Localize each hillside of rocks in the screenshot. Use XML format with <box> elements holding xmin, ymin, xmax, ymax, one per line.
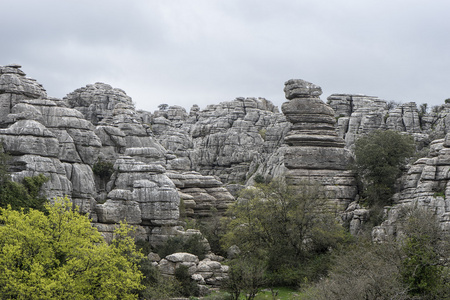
<box><xmin>1</xmin><ymin>64</ymin><xmax>449</xmax><ymax>247</ymax></box>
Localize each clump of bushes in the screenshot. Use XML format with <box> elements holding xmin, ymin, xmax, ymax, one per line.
<box><xmin>92</xmin><ymin>158</ymin><xmax>114</xmax><ymax>179</ymax></box>
<box><xmin>156</xmin><ymin>234</ymin><xmax>208</xmax><ymax>260</ymax></box>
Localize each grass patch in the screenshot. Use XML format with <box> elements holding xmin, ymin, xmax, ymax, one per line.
<box><xmin>203</xmin><ymin>287</ymin><xmax>305</xmax><ymax>300</ymax></box>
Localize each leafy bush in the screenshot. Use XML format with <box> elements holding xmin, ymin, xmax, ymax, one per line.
<box><xmin>175</xmin><ymin>265</ymin><xmax>199</xmax><ymax>297</ymax></box>
<box><xmin>0</xmin><ymin>145</ymin><xmax>48</xmax><ymax>212</ymax></box>
<box><xmin>222</xmin><ymin>179</ymin><xmax>349</xmax><ymax>286</ymax></box>
<box><xmin>139</xmin><ymin>258</ymin><xmax>181</xmax><ymax>299</ymax></box>
<box><xmin>223</xmin><ymin>257</ymin><xmax>266</xmax><ymax>300</ymax></box>
<box><xmin>0</xmin><ymin>174</ymin><xmax>49</xmax><ymax>212</ymax></box>
<box><xmin>0</xmin><ymin>197</ymin><xmax>144</xmax><ymax>299</ymax></box>
<box><xmin>354</xmin><ymin>130</ymin><xmax>415</xmax><ymax>208</ymax></box>
<box><xmin>253</xmin><ymin>173</ymin><xmax>265</xmax><ymax>184</ymax></box>
<box><xmin>302</xmin><ymin>208</ymin><xmax>450</xmax><ymax>299</ymax></box>
<box><xmin>92</xmin><ymin>158</ymin><xmax>114</xmax><ymax>179</ymax></box>
<box><xmin>156</xmin><ymin>234</ymin><xmax>207</xmax><ymax>260</ymax></box>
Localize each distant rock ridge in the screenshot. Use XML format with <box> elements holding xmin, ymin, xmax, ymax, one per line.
<box><xmin>1</xmin><ymin>64</ymin><xmax>449</xmax><ymax>245</ymax></box>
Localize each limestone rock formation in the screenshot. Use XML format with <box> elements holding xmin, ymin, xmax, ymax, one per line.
<box><xmin>327</xmin><ymin>94</ymin><xmax>447</xmax><ymax>149</ymax></box>
<box><xmin>156</xmin><ymin>252</ymin><xmax>229</xmax><ymax>293</ymax></box>
<box><xmin>373</xmin><ymin>135</ymin><xmax>450</xmax><ymax>241</ymax></box>
<box><xmin>3</xmin><ymin>63</ymin><xmax>448</xmax><ymax>251</ymax></box>
<box><xmin>281</xmin><ymin>80</ymin><xmax>357</xmax><ymax>209</ymax></box>
<box><xmin>0</xmin><ymin>64</ymin><xmax>47</xmax><ymax>124</ymax></box>
<box><xmin>64</xmin><ymin>82</ymin><xmax>133</xmax><ymax>126</ymax></box>
<box><xmin>149</xmin><ymin>98</ymin><xmax>290</xmax><ymax>184</ymax></box>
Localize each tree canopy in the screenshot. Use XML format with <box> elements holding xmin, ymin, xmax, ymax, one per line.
<box><xmin>222</xmin><ymin>180</ymin><xmax>349</xmax><ymax>286</ymax></box>
<box><xmin>0</xmin><ymin>197</ymin><xmax>143</xmax><ymax>299</ymax></box>
<box><xmin>354</xmin><ymin>130</ymin><xmax>415</xmax><ymax>207</ymax></box>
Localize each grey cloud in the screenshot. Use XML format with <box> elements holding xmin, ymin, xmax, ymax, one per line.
<box><xmin>1</xmin><ymin>0</ymin><xmax>450</xmax><ymax>112</ymax></box>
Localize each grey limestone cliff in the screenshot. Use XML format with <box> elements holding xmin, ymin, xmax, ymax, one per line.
<box><xmin>281</xmin><ymin>79</ymin><xmax>357</xmax><ymax>209</ymax></box>
<box><xmin>2</xmin><ymin>63</ymin><xmax>448</xmax><ymax>247</ymax></box>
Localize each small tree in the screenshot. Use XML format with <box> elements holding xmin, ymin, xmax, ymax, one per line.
<box><xmin>354</xmin><ymin>130</ymin><xmax>415</xmax><ymax>208</ymax></box>
<box><xmin>222</xmin><ymin>179</ymin><xmax>348</xmax><ymax>286</ymax></box>
<box><xmin>400</xmin><ymin>208</ymin><xmax>450</xmax><ymax>297</ymax></box>
<box><xmin>223</xmin><ymin>257</ymin><xmax>267</xmax><ymax>300</ymax></box>
<box><xmin>158</xmin><ymin>103</ymin><xmax>169</xmax><ymax>111</ymax></box>
<box><xmin>303</xmin><ymin>208</ymin><xmax>450</xmax><ymax>300</ymax></box>
<box><xmin>0</xmin><ymin>197</ymin><xmax>143</xmax><ymax>299</ymax></box>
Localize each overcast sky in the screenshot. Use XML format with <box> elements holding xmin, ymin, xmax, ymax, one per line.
<box><xmin>1</xmin><ymin>0</ymin><xmax>450</xmax><ymax>112</ymax></box>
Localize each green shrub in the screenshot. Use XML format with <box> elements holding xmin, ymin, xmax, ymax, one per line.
<box><xmin>354</xmin><ymin>130</ymin><xmax>415</xmax><ymax>208</ymax></box>
<box><xmin>139</xmin><ymin>258</ymin><xmax>180</xmax><ymax>299</ymax></box>
<box><xmin>92</xmin><ymin>158</ymin><xmax>114</xmax><ymax>179</ymax></box>
<box><xmin>156</xmin><ymin>234</ymin><xmax>207</xmax><ymax>260</ymax></box>
<box><xmin>0</xmin><ymin>174</ymin><xmax>49</xmax><ymax>212</ymax></box>
<box><xmin>175</xmin><ymin>265</ymin><xmax>199</xmax><ymax>297</ymax></box>
<box><xmin>253</xmin><ymin>173</ymin><xmax>265</xmax><ymax>184</ymax></box>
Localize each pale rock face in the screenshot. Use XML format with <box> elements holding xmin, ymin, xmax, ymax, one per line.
<box><xmin>149</xmin><ymin>99</ymin><xmax>289</xmax><ymax>184</ymax></box>
<box><xmin>0</xmin><ymin>64</ymin><xmax>47</xmax><ymax>123</ymax></box>
<box><xmin>64</xmin><ymin>82</ymin><xmax>133</xmax><ymax>126</ymax></box>
<box><xmin>97</xmin><ymin>156</ymin><xmax>180</xmax><ymax>226</ymax></box>
<box><xmin>373</xmin><ymin>134</ymin><xmax>450</xmax><ymax>241</ymax></box>
<box><xmin>281</xmin><ymin>79</ymin><xmax>357</xmax><ymax>209</ymax></box>
<box><xmin>157</xmin><ymin>252</ymin><xmax>228</xmax><ymax>292</ymax></box>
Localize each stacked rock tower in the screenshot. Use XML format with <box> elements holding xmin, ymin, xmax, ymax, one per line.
<box><xmin>281</xmin><ymin>79</ymin><xmax>357</xmax><ymax>209</ymax></box>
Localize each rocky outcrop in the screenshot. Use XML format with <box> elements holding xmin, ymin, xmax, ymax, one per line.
<box><xmin>328</xmin><ymin>94</ymin><xmax>450</xmax><ymax>149</ymax></box>
<box><xmin>155</xmin><ymin>252</ymin><xmax>228</xmax><ymax>294</ymax></box>
<box><xmin>373</xmin><ymin>135</ymin><xmax>450</xmax><ymax>241</ymax></box>
<box><xmin>0</xmin><ymin>64</ymin><xmax>47</xmax><ymax>124</ymax></box>
<box><xmin>149</xmin><ymin>98</ymin><xmax>290</xmax><ymax>184</ymax></box>
<box><xmin>2</xmin><ymin>63</ymin><xmax>448</xmax><ymax>249</ymax></box>
<box><xmin>64</xmin><ymin>82</ymin><xmax>133</xmax><ymax>126</ymax></box>
<box><xmin>281</xmin><ymin>80</ymin><xmax>357</xmax><ymax>209</ymax></box>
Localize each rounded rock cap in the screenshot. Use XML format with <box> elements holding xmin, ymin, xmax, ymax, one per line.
<box><xmin>284</xmin><ymin>79</ymin><xmax>322</xmax><ymax>100</ymax></box>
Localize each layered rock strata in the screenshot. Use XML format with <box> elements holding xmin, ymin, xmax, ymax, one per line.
<box><xmin>156</xmin><ymin>252</ymin><xmax>228</xmax><ymax>294</ymax></box>
<box><xmin>148</xmin><ymin>98</ymin><xmax>290</xmax><ymax>184</ymax></box>
<box><xmin>281</xmin><ymin>80</ymin><xmax>357</xmax><ymax>209</ymax></box>
<box><xmin>373</xmin><ymin>135</ymin><xmax>450</xmax><ymax>241</ymax></box>
<box><xmin>328</xmin><ymin>94</ymin><xmax>444</xmax><ymax>148</ymax></box>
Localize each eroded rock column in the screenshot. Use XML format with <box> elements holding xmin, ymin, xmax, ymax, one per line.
<box><xmin>281</xmin><ymin>79</ymin><xmax>357</xmax><ymax>209</ymax></box>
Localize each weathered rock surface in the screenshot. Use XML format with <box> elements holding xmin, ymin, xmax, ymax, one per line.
<box><xmin>157</xmin><ymin>252</ymin><xmax>228</xmax><ymax>293</ymax></box>
<box><xmin>0</xmin><ymin>64</ymin><xmax>47</xmax><ymax>124</ymax></box>
<box><xmin>373</xmin><ymin>135</ymin><xmax>450</xmax><ymax>241</ymax></box>
<box><xmin>2</xmin><ymin>63</ymin><xmax>448</xmax><ymax>251</ymax></box>
<box><xmin>148</xmin><ymin>98</ymin><xmax>290</xmax><ymax>184</ymax></box>
<box><xmin>281</xmin><ymin>80</ymin><xmax>357</xmax><ymax>209</ymax></box>
<box><xmin>328</xmin><ymin>94</ymin><xmax>448</xmax><ymax>149</ymax></box>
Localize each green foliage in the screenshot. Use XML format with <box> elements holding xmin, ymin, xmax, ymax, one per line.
<box><xmin>223</xmin><ymin>257</ymin><xmax>267</xmax><ymax>300</ymax></box>
<box><xmin>400</xmin><ymin>208</ymin><xmax>448</xmax><ymax>297</ymax></box>
<box><xmin>135</xmin><ymin>239</ymin><xmax>153</xmax><ymax>256</ymax></box>
<box><xmin>354</xmin><ymin>130</ymin><xmax>415</xmax><ymax>208</ymax></box>
<box><xmin>222</xmin><ymin>180</ymin><xmax>348</xmax><ymax>286</ymax></box>
<box><xmin>0</xmin><ymin>145</ymin><xmax>49</xmax><ymax>212</ymax></box>
<box><xmin>196</xmin><ymin>208</ymin><xmax>228</xmax><ymax>257</ymax></box>
<box><xmin>92</xmin><ymin>158</ymin><xmax>114</xmax><ymax>180</ymax></box>
<box><xmin>156</xmin><ymin>234</ymin><xmax>207</xmax><ymax>260</ymax></box>
<box><xmin>302</xmin><ymin>241</ymin><xmax>406</xmax><ymax>300</ymax></box>
<box><xmin>302</xmin><ymin>208</ymin><xmax>450</xmax><ymax>299</ymax></box>
<box><xmin>175</xmin><ymin>265</ymin><xmax>200</xmax><ymax>297</ymax></box>
<box><xmin>445</xmin><ymin>98</ymin><xmax>450</xmax><ymax>104</ymax></box>
<box><xmin>258</xmin><ymin>129</ymin><xmax>267</xmax><ymax>141</ymax></box>
<box><xmin>0</xmin><ymin>197</ymin><xmax>144</xmax><ymax>299</ymax></box>
<box><xmin>253</xmin><ymin>173</ymin><xmax>265</xmax><ymax>184</ymax></box>
<box><xmin>139</xmin><ymin>258</ymin><xmax>181</xmax><ymax>299</ymax></box>
<box><xmin>0</xmin><ymin>143</ymin><xmax>10</xmax><ymax>186</ymax></box>
<box><xmin>158</xmin><ymin>103</ymin><xmax>169</xmax><ymax>111</ymax></box>
<box><xmin>0</xmin><ymin>175</ymin><xmax>49</xmax><ymax>212</ymax></box>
